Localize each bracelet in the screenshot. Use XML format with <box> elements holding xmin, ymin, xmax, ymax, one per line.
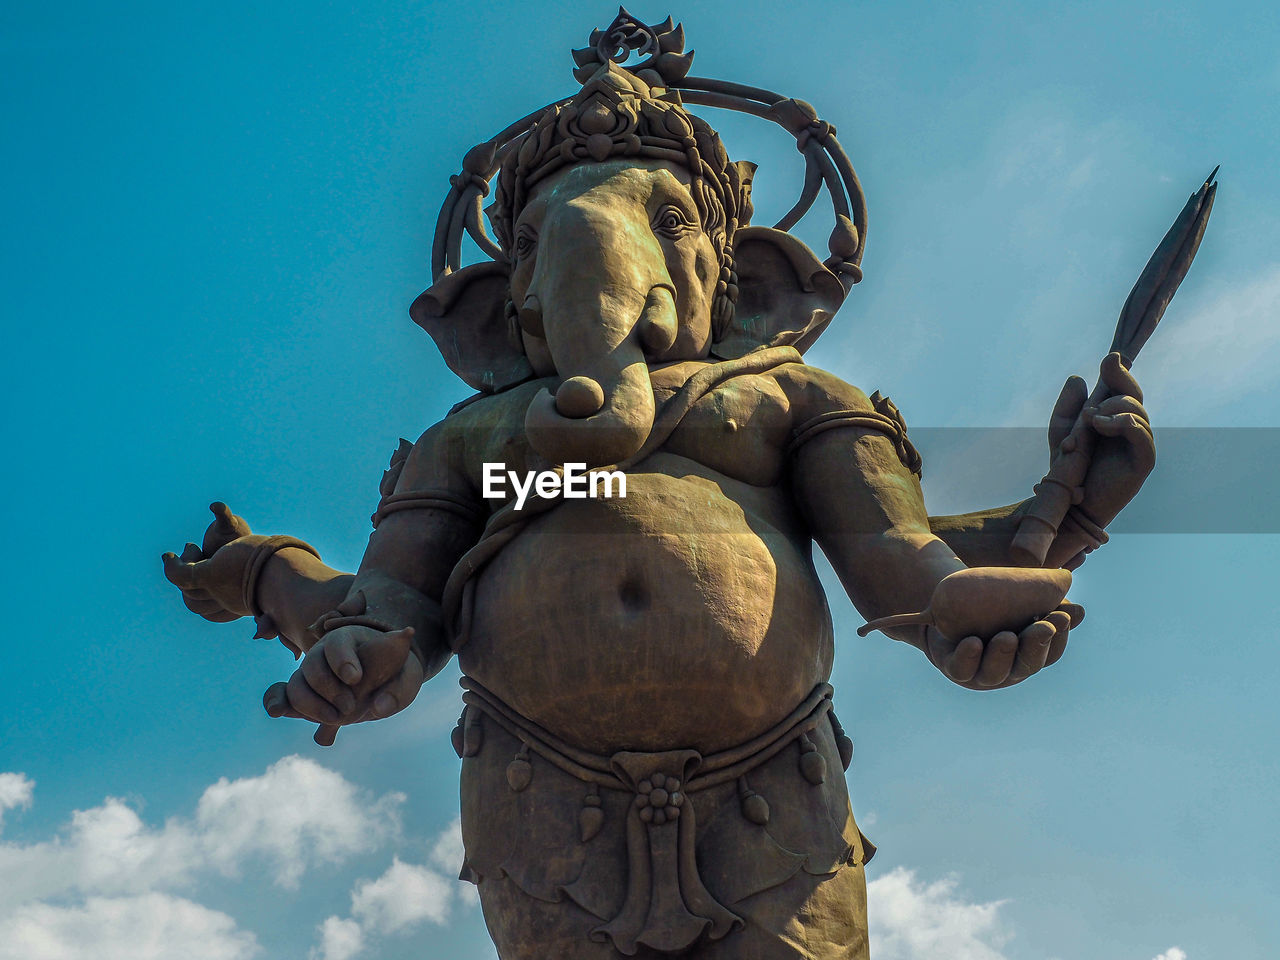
<box><xmin>241</xmin><ymin>536</ymin><xmax>320</xmax><ymax>619</ymax></box>
<box><xmin>307</xmin><ymin>588</ymin><xmax>444</xmax><ymax>643</ymax></box>
<box><xmin>1060</xmin><ymin>506</ymin><xmax>1110</xmax><ymax>552</ymax></box>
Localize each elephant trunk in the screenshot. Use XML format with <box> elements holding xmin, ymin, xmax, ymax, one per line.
<box><xmin>523</xmin><ymin>206</ymin><xmax>678</xmax><ymax>468</ymax></box>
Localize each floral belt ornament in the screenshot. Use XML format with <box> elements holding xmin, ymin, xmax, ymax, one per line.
<box><xmin>596</xmin><ymin>750</ymin><xmax>738</xmax><ymax>953</ymax></box>
<box><xmin>458</xmin><ymin>678</ymin><xmax>851</xmax><ymax>955</ymax></box>
<box><xmin>634</xmin><ymin>772</ymin><xmax>682</xmax><ymax>825</ymax></box>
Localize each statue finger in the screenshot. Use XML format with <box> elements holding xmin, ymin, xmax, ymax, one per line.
<box><xmin>300</xmin><ymin>652</ymin><xmax>356</xmax><ymax>715</ymax></box>
<box><xmin>206</xmin><ymin>501</ymin><xmax>252</xmax><ymax>547</ymax></box>
<box><xmin>162</xmin><ymin>552</ymin><xmax>205</xmax><ymax>590</ymax></box>
<box><xmin>1056</xmin><ymin>601</ymin><xmax>1085</xmax><ymax>629</ymax></box>
<box><xmin>263</xmin><ymin>681</ymin><xmax>304</xmax><ymax>719</ymax></box>
<box><xmin>1044</xmin><ymin>610</ymin><xmax>1073</xmax><ymax>665</ymax></box>
<box><xmin>1049</xmin><ymin>375</ymin><xmax>1088</xmax><ymax>451</ymax></box>
<box><xmin>179</xmin><ymin>542</ymin><xmax>204</xmax><ymax>563</ymax></box>
<box><xmin>313</xmin><ymin>724</ymin><xmax>340</xmax><ymax>747</ymax></box>
<box><xmin>286</xmin><ymin>671</ymin><xmax>342</xmax><ymax>724</ymax></box>
<box><xmin>370</xmin><ymin>655</ymin><xmax>425</xmax><ymax>719</ymax></box>
<box><xmin>1011</xmin><ymin>620</ymin><xmax>1055</xmax><ymax>680</ymax></box>
<box><xmin>1090</xmin><ymin>413</ymin><xmax>1155</xmax><ymax>465</ymax></box>
<box><xmin>1095</xmin><ymin>394</ymin><xmax>1150</xmax><ymax>425</ymax></box>
<box><xmin>940</xmin><ymin>635</ymin><xmax>983</xmax><ymax>684</ymax></box>
<box><xmin>923</xmin><ymin>625</ymin><xmax>958</xmax><ymax>663</ymax></box>
<box><xmin>356</xmin><ymin>627</ymin><xmax>415</xmax><ymax>690</ymax></box>
<box><xmin>180</xmin><ymin>590</ymin><xmax>219</xmax><ymax>612</ymax></box>
<box><xmin>1099</xmin><ymin>352</ymin><xmax>1144</xmax><ymax>403</ymax></box>
<box><xmin>323</xmin><ymin>630</ymin><xmax>363</xmax><ymax>686</ymax></box>
<box><xmin>974</xmin><ymin>631</ymin><xmax>1019</xmax><ymax>687</ymax></box>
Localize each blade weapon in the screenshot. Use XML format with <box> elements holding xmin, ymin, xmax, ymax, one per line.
<box><xmin>1009</xmin><ymin>167</ymin><xmax>1219</xmax><ymax>567</ymax></box>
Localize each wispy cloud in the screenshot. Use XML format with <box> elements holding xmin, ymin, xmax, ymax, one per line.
<box><xmin>991</xmin><ymin>110</ymin><xmax>1112</xmax><ymax>196</ymax></box>
<box><xmin>310</xmin><ymin>818</ymin><xmax>470</xmax><ymax>960</ymax></box>
<box><xmin>0</xmin><ymin>773</ymin><xmax>33</xmax><ymax>832</ymax></box>
<box><xmin>1152</xmin><ymin>949</ymin><xmax>1188</xmax><ymax>960</ymax></box>
<box><xmin>868</xmin><ymin>867</ymin><xmax>1012</xmax><ymax>960</ymax></box>
<box><xmin>1138</xmin><ymin>264</ymin><xmax>1280</xmax><ymax>425</ymax></box>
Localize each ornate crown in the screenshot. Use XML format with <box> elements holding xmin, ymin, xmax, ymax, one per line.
<box><xmin>433</xmin><ymin>9</ymin><xmax>866</xmax><ymax>289</ymax></box>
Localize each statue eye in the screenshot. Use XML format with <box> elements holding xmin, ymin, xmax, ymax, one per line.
<box><xmin>514</xmin><ymin>229</ymin><xmax>537</xmax><ymax>260</ymax></box>
<box><xmin>653</xmin><ymin>205</ymin><xmax>694</xmax><ymax>238</ymax></box>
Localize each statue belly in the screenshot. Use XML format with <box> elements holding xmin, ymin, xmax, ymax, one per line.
<box><xmin>460</xmin><ymin>473</ymin><xmax>834</xmax><ymax>754</ymax></box>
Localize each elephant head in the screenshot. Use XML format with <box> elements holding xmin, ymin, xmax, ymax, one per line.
<box><xmin>411</xmin><ymin>66</ymin><xmax>848</xmax><ymax>467</ymax></box>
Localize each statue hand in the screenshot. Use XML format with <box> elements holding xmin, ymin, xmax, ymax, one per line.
<box><xmin>1049</xmin><ymin>354</ymin><xmax>1156</xmax><ymax>528</ymax></box>
<box><xmin>261</xmin><ymin>625</ymin><xmax>425</xmax><ymax>746</ymax></box>
<box><xmin>202</xmin><ymin>501</ymin><xmax>253</xmax><ymax>553</ymax></box>
<box><xmin>161</xmin><ymin>504</ymin><xmax>259</xmax><ymax>622</ymax></box>
<box><xmin>926</xmin><ymin>602</ymin><xmax>1084</xmax><ymax>690</ymax></box>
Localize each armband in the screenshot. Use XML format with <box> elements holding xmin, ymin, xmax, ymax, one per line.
<box><xmin>371</xmin><ymin>489</ymin><xmax>485</xmax><ymax>528</ymax></box>
<box><xmin>787</xmin><ymin>391</ymin><xmax>923</xmax><ymax>478</ymax></box>
<box><xmin>371</xmin><ymin>438</ymin><xmax>485</xmax><ymax>529</ymax></box>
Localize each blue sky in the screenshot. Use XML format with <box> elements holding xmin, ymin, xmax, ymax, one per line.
<box><xmin>2</xmin><ymin>2</ymin><xmax>1277</xmax><ymax>958</ymax></box>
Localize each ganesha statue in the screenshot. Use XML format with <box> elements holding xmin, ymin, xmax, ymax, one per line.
<box><xmin>163</xmin><ymin>11</ymin><xmax>1213</xmax><ymax>959</ymax></box>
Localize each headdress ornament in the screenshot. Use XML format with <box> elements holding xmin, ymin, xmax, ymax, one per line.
<box><xmin>432</xmin><ymin>9</ymin><xmax>868</xmax><ymax>294</ymax></box>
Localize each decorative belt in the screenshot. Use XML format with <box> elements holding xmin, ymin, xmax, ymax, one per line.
<box><xmin>457</xmin><ymin>677</ymin><xmax>850</xmax><ymax>956</ymax></box>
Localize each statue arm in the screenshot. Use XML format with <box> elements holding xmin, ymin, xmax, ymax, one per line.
<box><xmin>928</xmin><ymin>501</ymin><xmax>1104</xmax><ymax>570</ymax></box>
<box><xmin>338</xmin><ymin>491</ymin><xmax>483</xmax><ymax>683</ymax></box>
<box><xmin>271</xmin><ymin>419</ymin><xmax>484</xmax><ymax>673</ymax></box>
<box><xmin>791</xmin><ymin>417</ymin><xmax>964</xmax><ymax>648</ymax></box>
<box><xmin>163</xmin><ymin>422</ymin><xmax>484</xmax><ymax>738</ymax></box>
<box><xmin>260</xmin><ymin>421</ymin><xmax>486</xmax><ymax>741</ymax></box>
<box><xmin>778</xmin><ymin>365</ymin><xmax>963</xmax><ymax>641</ymax></box>
<box><xmin>781</xmin><ymin>366</ymin><xmax>1078</xmax><ymax>689</ymax></box>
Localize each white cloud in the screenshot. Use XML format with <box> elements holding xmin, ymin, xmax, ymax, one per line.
<box><xmin>351</xmin><ymin>857</ymin><xmax>454</xmax><ymax>932</ymax></box>
<box><xmin>0</xmin><ymin>758</ymin><xmax>407</xmax><ymax>957</ymax></box>
<box><xmin>0</xmin><ymin>796</ymin><xmax>198</xmax><ymax>909</ymax></box>
<box><xmin>194</xmin><ymin>754</ymin><xmax>405</xmax><ymax>888</ymax></box>
<box><xmin>312</xmin><ymin>916</ymin><xmax>364</xmax><ymax>960</ymax></box>
<box><xmin>1153</xmin><ymin>949</ymin><xmax>1188</xmax><ymax>960</ymax></box>
<box><xmin>429</xmin><ymin>815</ymin><xmax>464</xmax><ymax>875</ymax></box>
<box><xmin>311</xmin><ymin>819</ymin><xmax>466</xmax><ymax>960</ymax></box>
<box><xmin>868</xmin><ymin>867</ymin><xmax>1012</xmax><ymax>960</ymax></box>
<box><xmin>0</xmin><ymin>773</ymin><xmax>34</xmax><ymax>831</ymax></box>
<box><xmin>0</xmin><ymin>893</ymin><xmax>259</xmax><ymax>960</ymax></box>
<box><xmin>0</xmin><ymin>756</ymin><xmax>404</xmax><ymax>912</ymax></box>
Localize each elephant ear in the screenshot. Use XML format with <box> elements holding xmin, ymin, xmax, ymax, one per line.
<box><xmin>711</xmin><ymin>226</ymin><xmax>848</xmax><ymax>360</ymax></box>
<box><xmin>410</xmin><ymin>261</ymin><xmax>533</xmax><ymax>393</ymax></box>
